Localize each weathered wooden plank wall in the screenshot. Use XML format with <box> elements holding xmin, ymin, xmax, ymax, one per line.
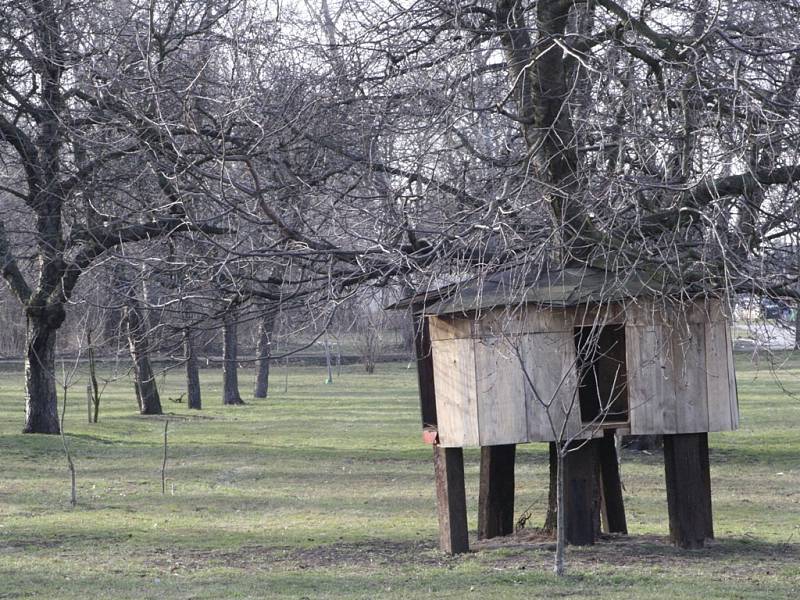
<box><xmin>474</xmin><ymin>336</ymin><xmax>528</xmax><ymax>445</ymax></box>
<box><xmin>428</xmin><ymin>297</ymin><xmax>739</xmax><ymax>447</ymax></box>
<box><xmin>672</xmin><ymin>321</ymin><xmax>710</xmax><ymax>433</ymax></box>
<box><xmin>431</xmin><ymin>336</ymin><xmax>480</xmax><ymax>447</ymax></box>
<box><xmin>522</xmin><ymin>332</ymin><xmax>584</xmax><ymax>442</ymax></box>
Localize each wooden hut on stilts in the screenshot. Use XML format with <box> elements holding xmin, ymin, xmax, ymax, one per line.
<box><xmin>395</xmin><ymin>266</ymin><xmax>739</xmax><ymax>553</ymax></box>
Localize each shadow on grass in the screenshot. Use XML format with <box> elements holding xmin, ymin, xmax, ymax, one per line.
<box><xmin>3</xmin><ymin>534</ymin><xmax>797</xmax><ymax>599</ymax></box>
<box><xmin>477</xmin><ymin>532</ymin><xmax>800</xmax><ymax>570</ymax></box>
<box><xmin>145</xmin><ymin>539</ymin><xmax>445</xmax><ymax>572</ymax></box>
<box><xmin>135</xmin><ymin>533</ymin><xmax>800</xmax><ymax>573</ymax></box>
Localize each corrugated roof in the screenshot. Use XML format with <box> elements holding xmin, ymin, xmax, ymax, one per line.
<box><xmin>391</xmin><ymin>265</ymin><xmax>674</xmax><ymax>315</ymax></box>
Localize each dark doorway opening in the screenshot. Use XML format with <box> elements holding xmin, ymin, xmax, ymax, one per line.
<box><xmin>574</xmin><ymin>325</ymin><xmax>629</xmax><ymax>425</ymax></box>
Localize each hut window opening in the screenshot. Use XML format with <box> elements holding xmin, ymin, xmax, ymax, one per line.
<box><xmin>573</xmin><ymin>325</ymin><xmax>629</xmax><ymax>426</ymax></box>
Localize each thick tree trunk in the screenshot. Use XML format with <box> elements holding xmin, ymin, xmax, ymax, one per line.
<box><xmin>184</xmin><ymin>327</ymin><xmax>201</xmax><ymax>410</ymax></box>
<box><xmin>125</xmin><ymin>299</ymin><xmax>162</xmax><ymax>415</ymax></box>
<box><xmin>253</xmin><ymin>314</ymin><xmax>274</xmax><ymax>398</ymax></box>
<box><xmin>23</xmin><ymin>316</ymin><xmax>60</xmax><ymax>434</ymax></box>
<box><xmin>222</xmin><ymin>312</ymin><xmax>244</xmax><ymax>405</ymax></box>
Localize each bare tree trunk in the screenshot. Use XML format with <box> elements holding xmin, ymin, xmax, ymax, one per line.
<box><xmin>554</xmin><ymin>448</ymin><xmax>566</xmax><ymax>576</ymax></box>
<box><xmin>222</xmin><ymin>312</ymin><xmax>244</xmax><ymax>405</ymax></box>
<box><xmin>544</xmin><ymin>442</ymin><xmax>558</xmax><ymax>532</ymax></box>
<box><xmin>87</xmin><ymin>328</ymin><xmax>100</xmax><ymax>423</ymax></box>
<box><xmin>184</xmin><ymin>327</ymin><xmax>201</xmax><ymax>410</ymax></box>
<box><xmin>324</xmin><ymin>334</ymin><xmax>334</xmax><ymax>384</ymax></box>
<box><xmin>253</xmin><ymin>314</ymin><xmax>274</xmax><ymax>398</ymax></box>
<box><xmin>23</xmin><ymin>315</ymin><xmax>61</xmax><ymax>434</ymax></box>
<box><xmin>125</xmin><ymin>298</ymin><xmax>162</xmax><ymax>415</ymax></box>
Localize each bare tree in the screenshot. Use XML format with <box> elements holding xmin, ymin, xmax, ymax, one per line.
<box><xmin>285</xmin><ymin>0</ymin><xmax>800</xmax><ymax>543</ymax></box>
<box><xmin>184</xmin><ymin>324</ymin><xmax>202</xmax><ymax>410</ymax></box>
<box><xmin>124</xmin><ymin>283</ymin><xmax>162</xmax><ymax>416</ymax></box>
<box><xmin>254</xmin><ymin>311</ymin><xmax>276</xmax><ymax>398</ymax></box>
<box><xmin>0</xmin><ymin>0</ymin><xmax>239</xmax><ymax>432</ymax></box>
<box><xmin>353</xmin><ymin>305</ymin><xmax>389</xmax><ymax>374</ymax></box>
<box><xmin>222</xmin><ymin>306</ymin><xmax>244</xmax><ymax>405</ymax></box>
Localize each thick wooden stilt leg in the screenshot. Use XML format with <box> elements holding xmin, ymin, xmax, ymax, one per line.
<box><xmin>478</xmin><ymin>444</ymin><xmax>516</xmax><ymax>539</ymax></box>
<box><xmin>597</xmin><ymin>431</ymin><xmax>628</xmax><ymax>534</ymax></box>
<box><xmin>414</xmin><ymin>316</ymin><xmax>469</xmax><ymax>553</ymax></box>
<box><xmin>434</xmin><ymin>446</ymin><xmax>469</xmax><ymax>554</ymax></box>
<box><xmin>663</xmin><ymin>432</ymin><xmax>713</xmax><ymax>549</ymax></box>
<box><xmin>563</xmin><ymin>441</ymin><xmax>599</xmax><ymax>546</ymax></box>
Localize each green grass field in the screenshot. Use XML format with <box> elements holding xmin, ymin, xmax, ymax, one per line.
<box><xmin>1</xmin><ymin>356</ymin><xmax>799</xmax><ymax>599</ymax></box>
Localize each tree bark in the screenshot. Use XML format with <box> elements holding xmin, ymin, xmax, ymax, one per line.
<box><xmin>554</xmin><ymin>447</ymin><xmax>566</xmax><ymax>575</ymax></box>
<box><xmin>222</xmin><ymin>311</ymin><xmax>244</xmax><ymax>405</ymax></box>
<box><xmin>23</xmin><ymin>315</ymin><xmax>61</xmax><ymax>434</ymax></box>
<box><xmin>184</xmin><ymin>327</ymin><xmax>202</xmax><ymax>410</ymax></box>
<box><xmin>496</xmin><ymin>0</ymin><xmax>594</xmax><ymax>256</ymax></box>
<box><xmin>125</xmin><ymin>298</ymin><xmax>162</xmax><ymax>415</ymax></box>
<box><xmin>253</xmin><ymin>313</ymin><xmax>274</xmax><ymax>398</ymax></box>
<box><xmin>87</xmin><ymin>327</ymin><xmax>100</xmax><ymax>423</ymax></box>
<box><xmin>544</xmin><ymin>442</ymin><xmax>558</xmax><ymax>532</ymax></box>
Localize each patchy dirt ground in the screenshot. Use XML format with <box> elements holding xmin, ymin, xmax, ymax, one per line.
<box><xmin>144</xmin><ymin>531</ymin><xmax>800</xmax><ymax>582</ymax></box>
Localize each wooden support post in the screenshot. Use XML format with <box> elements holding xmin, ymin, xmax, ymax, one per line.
<box><xmin>478</xmin><ymin>444</ymin><xmax>516</xmax><ymax>539</ymax></box>
<box><xmin>663</xmin><ymin>432</ymin><xmax>713</xmax><ymax>549</ymax></box>
<box><xmin>563</xmin><ymin>441</ymin><xmax>599</xmax><ymax>546</ymax></box>
<box><xmin>413</xmin><ymin>315</ymin><xmax>438</xmax><ymax>428</ymax></box>
<box><xmin>414</xmin><ymin>315</ymin><xmax>468</xmax><ymax>553</ymax></box>
<box><xmin>597</xmin><ymin>431</ymin><xmax>628</xmax><ymax>534</ymax></box>
<box><xmin>434</xmin><ymin>446</ymin><xmax>469</xmax><ymax>554</ymax></box>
